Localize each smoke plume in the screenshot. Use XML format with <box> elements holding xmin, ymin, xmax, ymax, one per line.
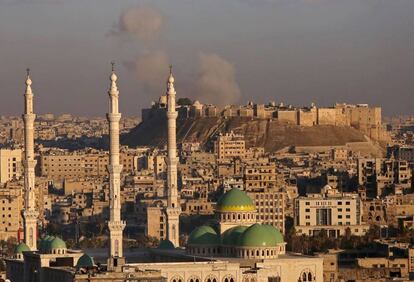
<box><xmin>113</xmin><ymin>6</ymin><xmax>163</xmax><ymax>42</ymax></box>
<box><xmin>194</xmin><ymin>52</ymin><xmax>241</xmax><ymax>105</ymax></box>
<box><xmin>125</xmin><ymin>51</ymin><xmax>170</xmax><ymax>97</ymax></box>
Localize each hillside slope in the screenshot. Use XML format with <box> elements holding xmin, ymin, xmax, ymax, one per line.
<box><xmin>121</xmin><ymin>116</ymin><xmax>381</xmax><ymax>154</ymax></box>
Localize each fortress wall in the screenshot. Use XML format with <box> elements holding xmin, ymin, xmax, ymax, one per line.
<box><xmin>277</xmin><ymin>110</ymin><xmax>297</xmax><ymax>124</ymax></box>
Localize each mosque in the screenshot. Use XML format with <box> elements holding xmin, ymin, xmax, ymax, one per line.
<box><xmin>5</xmin><ymin>66</ymin><xmax>323</xmax><ymax>282</ymax></box>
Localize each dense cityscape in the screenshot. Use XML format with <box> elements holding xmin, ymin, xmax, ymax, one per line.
<box><xmin>2</xmin><ymin>1</ymin><xmax>414</xmax><ymax>282</ymax></box>
<box><xmin>0</xmin><ymin>66</ymin><xmax>413</xmax><ymax>281</ymax></box>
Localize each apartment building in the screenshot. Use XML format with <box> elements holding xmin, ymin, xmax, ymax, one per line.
<box><xmin>247</xmin><ymin>189</ymin><xmax>285</xmax><ymax>234</ymax></box>
<box><xmin>294</xmin><ymin>188</ymin><xmax>368</xmax><ymax>237</ymax></box>
<box><xmin>0</xmin><ymin>148</ymin><xmax>22</xmax><ymax>184</ymax></box>
<box><xmin>214</xmin><ymin>132</ymin><xmax>245</xmax><ymax>160</ymax></box>
<box><xmin>0</xmin><ymin>186</ymin><xmax>23</xmax><ymax>240</ymax></box>
<box><xmin>40</xmin><ymin>149</ymin><xmax>136</xmax><ymax>181</ymax></box>
<box><xmin>244</xmin><ymin>162</ymin><xmax>277</xmax><ymax>191</ymax></box>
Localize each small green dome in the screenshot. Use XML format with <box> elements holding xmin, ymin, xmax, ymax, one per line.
<box><xmin>221</xmin><ymin>225</ymin><xmax>248</xmax><ymax>246</ymax></box>
<box><xmin>158</xmin><ymin>239</ymin><xmax>175</xmax><ymax>249</ymax></box>
<box><xmin>216</xmin><ymin>188</ymin><xmax>255</xmax><ymax>212</ymax></box>
<box><xmin>49</xmin><ymin>237</ymin><xmax>66</xmax><ymax>250</ymax></box>
<box><xmin>39</xmin><ymin>235</ymin><xmax>51</xmax><ymax>251</ymax></box>
<box><xmin>238</xmin><ymin>224</ymin><xmax>281</xmax><ymax>247</ymax></box>
<box><xmin>76</xmin><ymin>254</ymin><xmax>95</xmax><ymax>268</ymax></box>
<box><xmin>263</xmin><ymin>224</ymin><xmax>284</xmax><ymax>244</ymax></box>
<box><xmin>187</xmin><ymin>225</ymin><xmax>219</xmax><ymax>246</ymax></box>
<box><xmin>42</xmin><ymin>236</ymin><xmax>55</xmax><ymax>251</ymax></box>
<box><xmin>15</xmin><ymin>242</ymin><xmax>30</xmax><ymax>254</ymax></box>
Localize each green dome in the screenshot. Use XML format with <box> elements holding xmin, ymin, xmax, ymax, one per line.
<box><xmin>216</xmin><ymin>188</ymin><xmax>255</xmax><ymax>212</ymax></box>
<box><xmin>49</xmin><ymin>237</ymin><xmax>66</xmax><ymax>250</ymax></box>
<box><xmin>39</xmin><ymin>235</ymin><xmax>51</xmax><ymax>251</ymax></box>
<box><xmin>187</xmin><ymin>225</ymin><xmax>219</xmax><ymax>246</ymax></box>
<box><xmin>221</xmin><ymin>225</ymin><xmax>248</xmax><ymax>246</ymax></box>
<box><xmin>76</xmin><ymin>254</ymin><xmax>95</xmax><ymax>268</ymax></box>
<box><xmin>263</xmin><ymin>224</ymin><xmax>284</xmax><ymax>244</ymax></box>
<box><xmin>238</xmin><ymin>224</ymin><xmax>281</xmax><ymax>247</ymax></box>
<box><xmin>158</xmin><ymin>239</ymin><xmax>175</xmax><ymax>249</ymax></box>
<box><xmin>15</xmin><ymin>242</ymin><xmax>30</xmax><ymax>254</ymax></box>
<box><xmin>42</xmin><ymin>236</ymin><xmax>55</xmax><ymax>251</ymax></box>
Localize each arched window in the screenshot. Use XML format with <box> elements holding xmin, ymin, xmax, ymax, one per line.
<box><xmin>171</xmin><ymin>275</ymin><xmax>184</xmax><ymax>282</ymax></box>
<box><xmin>188</xmin><ymin>276</ymin><xmax>201</xmax><ymax>282</ymax></box>
<box><xmin>308</xmin><ymin>273</ymin><xmax>312</xmax><ymax>281</ymax></box>
<box><xmin>29</xmin><ymin>227</ymin><xmax>33</xmax><ymax>247</ymax></box>
<box><xmin>115</xmin><ymin>240</ymin><xmax>119</xmax><ymax>257</ymax></box>
<box><xmin>303</xmin><ymin>273</ymin><xmax>307</xmax><ymax>281</ymax></box>
<box><xmin>223</xmin><ymin>275</ymin><xmax>235</xmax><ymax>282</ymax></box>
<box><xmin>205</xmin><ymin>274</ymin><xmax>218</xmax><ymax>282</ymax></box>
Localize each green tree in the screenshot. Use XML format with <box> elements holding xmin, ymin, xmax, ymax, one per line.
<box><xmin>177</xmin><ymin>98</ymin><xmax>192</xmax><ymax>106</ymax></box>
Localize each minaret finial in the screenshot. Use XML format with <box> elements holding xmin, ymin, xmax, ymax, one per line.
<box><xmin>169</xmin><ymin>64</ymin><xmax>173</xmax><ymax>75</ymax></box>
<box><xmin>26</xmin><ymin>68</ymin><xmax>30</xmax><ymax>78</ymax></box>
<box><xmin>111</xmin><ymin>61</ymin><xmax>115</xmax><ymax>72</ymax></box>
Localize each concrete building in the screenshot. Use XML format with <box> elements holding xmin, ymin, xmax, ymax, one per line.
<box><xmin>244</xmin><ymin>163</ymin><xmax>277</xmax><ymax>191</ymax></box>
<box><xmin>247</xmin><ymin>189</ymin><xmax>285</xmax><ymax>234</ymax></box>
<box><xmin>294</xmin><ymin>186</ymin><xmax>369</xmax><ymax>237</ymax></box>
<box><xmin>0</xmin><ymin>148</ymin><xmax>22</xmax><ymax>184</ymax></box>
<box><xmin>214</xmin><ymin>132</ymin><xmax>246</xmax><ymax>160</ymax></box>
<box><xmin>0</xmin><ymin>186</ymin><xmax>23</xmax><ymax>241</ymax></box>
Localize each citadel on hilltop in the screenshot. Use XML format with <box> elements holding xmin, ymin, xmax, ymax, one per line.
<box><xmin>143</xmin><ymin>98</ymin><xmax>387</xmax><ymax>142</ymax></box>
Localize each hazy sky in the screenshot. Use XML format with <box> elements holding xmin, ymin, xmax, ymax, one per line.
<box><xmin>0</xmin><ymin>0</ymin><xmax>413</xmax><ymax>117</ymax></box>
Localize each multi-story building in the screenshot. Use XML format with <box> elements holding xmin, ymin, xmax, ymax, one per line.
<box><xmin>40</xmin><ymin>148</ymin><xmax>137</xmax><ymax>181</ymax></box>
<box><xmin>244</xmin><ymin>163</ymin><xmax>277</xmax><ymax>191</ymax></box>
<box><xmin>214</xmin><ymin>132</ymin><xmax>245</xmax><ymax>160</ymax></box>
<box><xmin>0</xmin><ymin>186</ymin><xmax>23</xmax><ymax>241</ymax></box>
<box><xmin>294</xmin><ymin>187</ymin><xmax>369</xmax><ymax>237</ymax></box>
<box><xmin>247</xmin><ymin>189</ymin><xmax>285</xmax><ymax>234</ymax></box>
<box><xmin>358</xmin><ymin>158</ymin><xmax>412</xmax><ymax>197</ymax></box>
<box><xmin>0</xmin><ymin>148</ymin><xmax>22</xmax><ymax>184</ymax></box>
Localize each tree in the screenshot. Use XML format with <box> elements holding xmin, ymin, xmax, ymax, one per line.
<box><xmin>177</xmin><ymin>98</ymin><xmax>192</xmax><ymax>106</ymax></box>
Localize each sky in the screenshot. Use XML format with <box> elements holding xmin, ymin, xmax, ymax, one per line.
<box><xmin>0</xmin><ymin>0</ymin><xmax>413</xmax><ymax>117</ymax></box>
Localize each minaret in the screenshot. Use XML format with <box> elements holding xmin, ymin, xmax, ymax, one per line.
<box><xmin>165</xmin><ymin>66</ymin><xmax>181</xmax><ymax>247</ymax></box>
<box><xmin>106</xmin><ymin>63</ymin><xmax>126</xmax><ymax>269</ymax></box>
<box><xmin>22</xmin><ymin>69</ymin><xmax>38</xmax><ymax>250</ymax></box>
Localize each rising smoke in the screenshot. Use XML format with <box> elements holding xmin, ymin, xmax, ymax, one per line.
<box><xmin>194</xmin><ymin>52</ymin><xmax>241</xmax><ymax>106</ymax></box>
<box><xmin>125</xmin><ymin>51</ymin><xmax>170</xmax><ymax>97</ymax></box>
<box><xmin>112</xmin><ymin>5</ymin><xmax>163</xmax><ymax>42</ymax></box>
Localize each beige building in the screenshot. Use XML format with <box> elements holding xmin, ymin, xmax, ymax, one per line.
<box><xmin>214</xmin><ymin>132</ymin><xmax>245</xmax><ymax>160</ymax></box>
<box><xmin>40</xmin><ymin>149</ymin><xmax>136</xmax><ymax>181</ymax></box>
<box><xmin>244</xmin><ymin>163</ymin><xmax>277</xmax><ymax>191</ymax></box>
<box><xmin>247</xmin><ymin>190</ymin><xmax>285</xmax><ymax>234</ymax></box>
<box><xmin>0</xmin><ymin>148</ymin><xmax>22</xmax><ymax>184</ymax></box>
<box><xmin>294</xmin><ymin>187</ymin><xmax>369</xmax><ymax>237</ymax></box>
<box><xmin>0</xmin><ymin>186</ymin><xmax>23</xmax><ymax>241</ymax></box>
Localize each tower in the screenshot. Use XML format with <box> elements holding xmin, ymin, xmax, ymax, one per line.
<box><xmin>165</xmin><ymin>66</ymin><xmax>181</xmax><ymax>247</ymax></box>
<box><xmin>22</xmin><ymin>69</ymin><xmax>38</xmax><ymax>250</ymax></box>
<box><xmin>106</xmin><ymin>63</ymin><xmax>126</xmax><ymax>269</ymax></box>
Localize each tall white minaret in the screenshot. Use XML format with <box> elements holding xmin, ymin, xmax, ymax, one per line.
<box><xmin>22</xmin><ymin>69</ymin><xmax>38</xmax><ymax>250</ymax></box>
<box><xmin>106</xmin><ymin>63</ymin><xmax>125</xmax><ymax>267</ymax></box>
<box><xmin>165</xmin><ymin>66</ymin><xmax>181</xmax><ymax>247</ymax></box>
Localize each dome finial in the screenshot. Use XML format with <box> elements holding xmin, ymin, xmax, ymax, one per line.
<box><xmin>168</xmin><ymin>65</ymin><xmax>175</xmax><ymax>84</ymax></box>
<box><xmin>110</xmin><ymin>61</ymin><xmax>118</xmax><ymax>83</ymax></box>
<box><xmin>25</xmin><ymin>68</ymin><xmax>32</xmax><ymax>87</ymax></box>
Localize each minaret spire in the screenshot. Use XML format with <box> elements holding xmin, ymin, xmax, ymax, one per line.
<box><xmin>165</xmin><ymin>66</ymin><xmax>181</xmax><ymax>247</ymax></box>
<box><xmin>22</xmin><ymin>69</ymin><xmax>38</xmax><ymax>250</ymax></box>
<box><xmin>106</xmin><ymin>63</ymin><xmax>126</xmax><ymax>270</ymax></box>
